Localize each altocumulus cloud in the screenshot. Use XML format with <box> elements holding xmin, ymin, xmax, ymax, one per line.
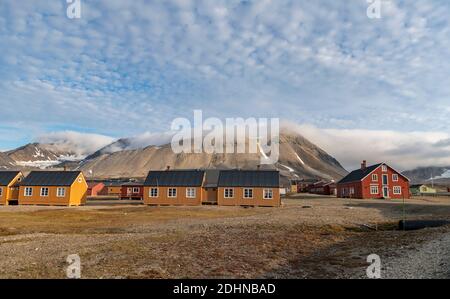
<box><xmin>0</xmin><ymin>0</ymin><xmax>449</xmax><ymax>168</ymax></box>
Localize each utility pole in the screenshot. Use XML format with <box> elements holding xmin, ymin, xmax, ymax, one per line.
<box><xmin>402</xmin><ymin>187</ymin><xmax>406</xmax><ymax>231</ymax></box>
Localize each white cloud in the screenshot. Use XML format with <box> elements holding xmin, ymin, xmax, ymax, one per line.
<box><xmin>36</xmin><ymin>131</ymin><xmax>115</xmax><ymax>157</ymax></box>
<box><xmin>0</xmin><ymin>0</ymin><xmax>449</xmax><ymax>150</ymax></box>
<box><xmin>283</xmin><ymin>122</ymin><xmax>450</xmax><ymax>171</ymax></box>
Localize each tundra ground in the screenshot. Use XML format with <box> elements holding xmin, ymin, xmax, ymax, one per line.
<box><xmin>1</xmin><ymin>195</ymin><xmax>450</xmax><ymax>279</ymax></box>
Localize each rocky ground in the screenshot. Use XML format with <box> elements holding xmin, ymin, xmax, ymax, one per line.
<box><xmin>1</xmin><ymin>195</ymin><xmax>450</xmax><ymax>279</ymax></box>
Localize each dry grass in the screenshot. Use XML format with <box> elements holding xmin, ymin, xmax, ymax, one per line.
<box><xmin>0</xmin><ymin>206</ymin><xmax>262</xmax><ymax>236</ymax></box>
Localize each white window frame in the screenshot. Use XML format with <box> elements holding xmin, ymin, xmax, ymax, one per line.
<box><xmin>133</xmin><ymin>187</ymin><xmax>140</xmax><ymax>193</ymax></box>
<box><xmin>24</xmin><ymin>187</ymin><xmax>33</xmax><ymax>197</ymax></box>
<box><xmin>393</xmin><ymin>186</ymin><xmax>402</xmax><ymax>195</ymax></box>
<box><xmin>78</xmin><ymin>177</ymin><xmax>82</xmax><ymax>183</ymax></box>
<box><xmin>150</xmin><ymin>188</ymin><xmax>158</xmax><ymax>198</ymax></box>
<box><xmin>168</xmin><ymin>188</ymin><xmax>177</xmax><ymax>198</ymax></box>
<box><xmin>392</xmin><ymin>174</ymin><xmax>399</xmax><ymax>182</ymax></box>
<box><xmin>350</xmin><ymin>187</ymin><xmax>355</xmax><ymax>195</ymax></box>
<box><xmin>243</xmin><ymin>188</ymin><xmax>253</xmax><ymax>199</ymax></box>
<box><xmin>382</xmin><ymin>165</ymin><xmax>388</xmax><ymax>172</ymax></box>
<box><xmin>372</xmin><ymin>174</ymin><xmax>378</xmax><ymax>181</ymax></box>
<box><xmin>40</xmin><ymin>187</ymin><xmax>49</xmax><ymax>197</ymax></box>
<box><xmin>0</xmin><ymin>187</ymin><xmax>3</xmax><ymax>197</ymax></box>
<box><xmin>370</xmin><ymin>185</ymin><xmax>379</xmax><ymax>195</ymax></box>
<box><xmin>224</xmin><ymin>188</ymin><xmax>234</xmax><ymax>199</ymax></box>
<box><xmin>263</xmin><ymin>189</ymin><xmax>273</xmax><ymax>200</ymax></box>
<box><xmin>57</xmin><ymin>187</ymin><xmax>66</xmax><ymax>198</ymax></box>
<box><xmin>186</xmin><ymin>188</ymin><xmax>196</xmax><ymax>198</ymax></box>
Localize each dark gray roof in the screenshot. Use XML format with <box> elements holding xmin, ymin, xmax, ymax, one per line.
<box><xmin>144</xmin><ymin>170</ymin><xmax>205</xmax><ymax>187</ymax></box>
<box><xmin>0</xmin><ymin>171</ymin><xmax>21</xmax><ymax>186</ymax></box>
<box><xmin>203</xmin><ymin>170</ymin><xmax>221</xmax><ymax>188</ymax></box>
<box><xmin>20</xmin><ymin>171</ymin><xmax>82</xmax><ymax>187</ymax></box>
<box><xmin>103</xmin><ymin>181</ymin><xmax>124</xmax><ymax>187</ymax></box>
<box><xmin>121</xmin><ymin>182</ymin><xmax>143</xmax><ymax>187</ymax></box>
<box><xmin>217</xmin><ymin>170</ymin><xmax>280</xmax><ymax>188</ymax></box>
<box><xmin>338</xmin><ymin>164</ymin><xmax>382</xmax><ymax>184</ymax></box>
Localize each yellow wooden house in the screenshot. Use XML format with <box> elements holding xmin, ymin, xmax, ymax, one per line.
<box><xmin>0</xmin><ymin>171</ymin><xmax>24</xmax><ymax>205</ymax></box>
<box><xmin>18</xmin><ymin>171</ymin><xmax>88</xmax><ymax>206</ymax></box>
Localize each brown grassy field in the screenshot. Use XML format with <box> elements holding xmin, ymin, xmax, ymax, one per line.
<box><xmin>1</xmin><ymin>195</ymin><xmax>450</xmax><ymax>279</ymax></box>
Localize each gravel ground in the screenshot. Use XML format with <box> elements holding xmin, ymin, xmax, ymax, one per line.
<box><xmin>382</xmin><ymin>231</ymin><xmax>450</xmax><ymax>279</ymax></box>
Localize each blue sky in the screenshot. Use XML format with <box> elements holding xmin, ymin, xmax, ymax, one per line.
<box><xmin>1</xmin><ymin>0</ymin><xmax>450</xmax><ymax>168</ymax></box>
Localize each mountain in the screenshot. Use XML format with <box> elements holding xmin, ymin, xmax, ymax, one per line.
<box><xmin>403</xmin><ymin>166</ymin><xmax>450</xmax><ymax>185</ymax></box>
<box><xmin>0</xmin><ymin>130</ymin><xmax>348</xmax><ymax>183</ymax></box>
<box><xmin>77</xmin><ymin>130</ymin><xmax>348</xmax><ymax>181</ymax></box>
<box><xmin>5</xmin><ymin>143</ymin><xmax>79</xmax><ymax>168</ymax></box>
<box><xmin>0</xmin><ymin>152</ymin><xmax>16</xmax><ymax>169</ymax></box>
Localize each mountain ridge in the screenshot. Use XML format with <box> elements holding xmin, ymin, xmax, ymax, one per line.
<box><xmin>1</xmin><ymin>129</ymin><xmax>348</xmax><ymax>182</ymax></box>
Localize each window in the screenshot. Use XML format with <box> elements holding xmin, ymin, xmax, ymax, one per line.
<box><xmin>372</xmin><ymin>174</ymin><xmax>378</xmax><ymax>181</ymax></box>
<box><xmin>150</xmin><ymin>188</ymin><xmax>158</xmax><ymax>197</ymax></box>
<box><xmin>350</xmin><ymin>187</ymin><xmax>355</xmax><ymax>195</ymax></box>
<box><xmin>370</xmin><ymin>185</ymin><xmax>379</xmax><ymax>195</ymax></box>
<box><xmin>57</xmin><ymin>187</ymin><xmax>66</xmax><ymax>197</ymax></box>
<box><xmin>264</xmin><ymin>189</ymin><xmax>273</xmax><ymax>199</ymax></box>
<box><xmin>382</xmin><ymin>165</ymin><xmax>387</xmax><ymax>172</ymax></box>
<box><xmin>0</xmin><ymin>187</ymin><xmax>2</xmax><ymax>196</ymax></box>
<box><xmin>224</xmin><ymin>188</ymin><xmax>234</xmax><ymax>198</ymax></box>
<box><xmin>382</xmin><ymin>175</ymin><xmax>388</xmax><ymax>185</ymax></box>
<box><xmin>24</xmin><ymin>187</ymin><xmax>33</xmax><ymax>197</ymax></box>
<box><xmin>186</xmin><ymin>188</ymin><xmax>196</xmax><ymax>198</ymax></box>
<box><xmin>78</xmin><ymin>177</ymin><xmax>83</xmax><ymax>183</ymax></box>
<box><xmin>40</xmin><ymin>187</ymin><xmax>49</xmax><ymax>197</ymax></box>
<box><xmin>243</xmin><ymin>188</ymin><xmax>253</xmax><ymax>199</ymax></box>
<box><xmin>392</xmin><ymin>174</ymin><xmax>399</xmax><ymax>182</ymax></box>
<box><xmin>133</xmin><ymin>187</ymin><xmax>140</xmax><ymax>193</ymax></box>
<box><xmin>393</xmin><ymin>186</ymin><xmax>402</xmax><ymax>195</ymax></box>
<box><xmin>168</xmin><ymin>188</ymin><xmax>177</xmax><ymax>198</ymax></box>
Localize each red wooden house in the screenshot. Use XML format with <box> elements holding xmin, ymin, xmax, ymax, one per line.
<box><xmin>120</xmin><ymin>182</ymin><xmax>144</xmax><ymax>200</ymax></box>
<box><xmin>87</xmin><ymin>182</ymin><xmax>105</xmax><ymax>197</ymax></box>
<box><xmin>310</xmin><ymin>181</ymin><xmax>337</xmax><ymax>196</ymax></box>
<box><xmin>337</xmin><ymin>161</ymin><xmax>410</xmax><ymax>199</ymax></box>
<box><xmin>296</xmin><ymin>178</ymin><xmax>320</xmax><ymax>193</ymax></box>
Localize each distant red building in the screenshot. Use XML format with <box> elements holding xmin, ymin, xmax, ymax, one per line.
<box><xmin>120</xmin><ymin>182</ymin><xmax>144</xmax><ymax>200</ymax></box>
<box><xmin>87</xmin><ymin>182</ymin><xmax>105</xmax><ymax>197</ymax></box>
<box><xmin>337</xmin><ymin>161</ymin><xmax>410</xmax><ymax>199</ymax></box>
<box><xmin>295</xmin><ymin>178</ymin><xmax>320</xmax><ymax>193</ymax></box>
<box><xmin>310</xmin><ymin>181</ymin><xmax>337</xmax><ymax>196</ymax></box>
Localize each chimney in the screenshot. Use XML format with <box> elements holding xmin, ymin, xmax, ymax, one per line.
<box><xmin>166</xmin><ymin>166</ymin><xmax>171</xmax><ymax>171</ymax></box>
<box><xmin>361</xmin><ymin>160</ymin><xmax>367</xmax><ymax>170</ymax></box>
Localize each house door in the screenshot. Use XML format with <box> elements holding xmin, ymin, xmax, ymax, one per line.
<box><xmin>205</xmin><ymin>188</ymin><xmax>218</xmax><ymax>203</ymax></box>
<box><xmin>383</xmin><ymin>187</ymin><xmax>389</xmax><ymax>198</ymax></box>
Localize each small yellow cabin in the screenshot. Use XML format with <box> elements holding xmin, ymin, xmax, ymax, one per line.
<box><xmin>0</xmin><ymin>171</ymin><xmax>24</xmax><ymax>205</ymax></box>
<box><xmin>18</xmin><ymin>171</ymin><xmax>88</xmax><ymax>206</ymax></box>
